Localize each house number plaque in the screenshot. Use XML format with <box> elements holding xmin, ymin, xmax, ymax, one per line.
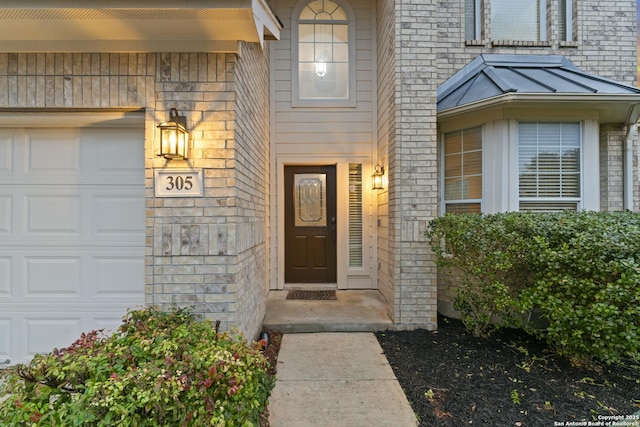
<box><xmin>154</xmin><ymin>169</ymin><xmax>203</xmax><ymax>197</ymax></box>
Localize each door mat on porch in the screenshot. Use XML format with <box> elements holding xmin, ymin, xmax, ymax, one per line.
<box><xmin>286</xmin><ymin>290</ymin><xmax>337</xmax><ymax>300</ymax></box>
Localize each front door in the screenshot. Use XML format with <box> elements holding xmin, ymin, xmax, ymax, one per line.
<box><xmin>284</xmin><ymin>165</ymin><xmax>337</xmax><ymax>283</ymax></box>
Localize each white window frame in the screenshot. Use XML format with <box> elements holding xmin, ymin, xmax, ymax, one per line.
<box><xmin>559</xmin><ymin>0</ymin><xmax>573</xmax><ymax>41</ymax></box>
<box><xmin>517</xmin><ymin>121</ymin><xmax>582</xmax><ymax>212</ymax></box>
<box><xmin>440</xmin><ymin>119</ymin><xmax>599</xmax><ymax>215</ymax></box>
<box><xmin>440</xmin><ymin>126</ymin><xmax>484</xmax><ymax>214</ymax></box>
<box><xmin>465</xmin><ymin>0</ymin><xmax>481</xmax><ymax>40</ymax></box>
<box><xmin>291</xmin><ymin>0</ymin><xmax>356</xmax><ymax>108</ymax></box>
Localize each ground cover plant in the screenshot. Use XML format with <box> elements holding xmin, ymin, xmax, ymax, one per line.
<box><xmin>0</xmin><ymin>306</ymin><xmax>274</xmax><ymax>427</ymax></box>
<box><xmin>376</xmin><ymin>316</ymin><xmax>640</xmax><ymax>427</ymax></box>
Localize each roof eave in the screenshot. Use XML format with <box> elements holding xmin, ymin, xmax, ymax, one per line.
<box><xmin>438</xmin><ymin>93</ymin><xmax>640</xmax><ymax>125</ymax></box>
<box><xmin>0</xmin><ymin>0</ymin><xmax>282</xmax><ymax>53</ymax></box>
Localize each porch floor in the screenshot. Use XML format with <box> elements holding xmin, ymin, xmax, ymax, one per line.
<box><xmin>263</xmin><ymin>290</ymin><xmax>393</xmax><ymax>333</ymax></box>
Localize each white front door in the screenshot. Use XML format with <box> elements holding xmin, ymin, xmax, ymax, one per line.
<box><xmin>0</xmin><ymin>124</ymin><xmax>145</xmax><ymax>364</ymax></box>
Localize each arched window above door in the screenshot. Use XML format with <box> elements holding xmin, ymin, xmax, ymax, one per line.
<box><xmin>292</xmin><ymin>0</ymin><xmax>355</xmax><ymax>107</ymax></box>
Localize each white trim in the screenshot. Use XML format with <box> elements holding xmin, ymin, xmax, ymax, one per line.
<box><xmin>624</xmin><ymin>124</ymin><xmax>637</xmax><ymax>210</ymax></box>
<box><xmin>0</xmin><ymin>111</ymin><xmax>144</xmax><ymax>128</ymax></box>
<box><xmin>438</xmin><ymin>93</ymin><xmax>640</xmax><ymax>124</ymax></box>
<box><xmin>274</xmin><ymin>156</ymin><xmax>374</xmax><ymax>290</ymax></box>
<box><xmin>582</xmin><ymin>120</ymin><xmax>599</xmax><ymax>210</ymax></box>
<box><xmin>564</xmin><ymin>0</ymin><xmax>573</xmax><ymax>41</ymax></box>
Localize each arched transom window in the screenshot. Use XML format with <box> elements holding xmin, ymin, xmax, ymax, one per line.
<box><xmin>295</xmin><ymin>0</ymin><xmax>352</xmax><ymax>103</ymax></box>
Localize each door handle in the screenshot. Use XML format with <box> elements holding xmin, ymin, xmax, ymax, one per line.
<box><xmin>331</xmin><ymin>216</ymin><xmax>336</xmax><ymax>232</ymax></box>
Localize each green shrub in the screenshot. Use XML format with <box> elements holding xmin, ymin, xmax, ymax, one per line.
<box><xmin>521</xmin><ymin>211</ymin><xmax>640</xmax><ymax>365</ymax></box>
<box><xmin>0</xmin><ymin>306</ymin><xmax>274</xmax><ymax>426</ymax></box>
<box><xmin>427</xmin><ymin>212</ymin><xmax>538</xmax><ymax>337</ymax></box>
<box><xmin>429</xmin><ymin>210</ymin><xmax>640</xmax><ymax>365</ymax></box>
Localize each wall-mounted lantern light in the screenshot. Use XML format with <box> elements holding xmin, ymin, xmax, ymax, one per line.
<box><xmin>157</xmin><ymin>108</ymin><xmax>189</xmax><ymax>160</ymax></box>
<box><xmin>372</xmin><ymin>164</ymin><xmax>385</xmax><ymax>190</ymax></box>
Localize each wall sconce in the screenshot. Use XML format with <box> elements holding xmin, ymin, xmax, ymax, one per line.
<box><xmin>157</xmin><ymin>108</ymin><xmax>189</xmax><ymax>160</ymax></box>
<box><xmin>372</xmin><ymin>164</ymin><xmax>385</xmax><ymax>190</ymax></box>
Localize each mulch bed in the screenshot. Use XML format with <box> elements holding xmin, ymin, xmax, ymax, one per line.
<box><xmin>260</xmin><ymin>329</ymin><xmax>283</xmax><ymax>427</ymax></box>
<box><xmin>375</xmin><ymin>315</ymin><xmax>640</xmax><ymax>427</ymax></box>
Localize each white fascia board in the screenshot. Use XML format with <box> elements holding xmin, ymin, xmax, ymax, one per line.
<box><xmin>438</xmin><ymin>93</ymin><xmax>640</xmax><ymax>125</ymax></box>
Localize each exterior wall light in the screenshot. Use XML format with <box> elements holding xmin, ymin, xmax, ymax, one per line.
<box><xmin>372</xmin><ymin>164</ymin><xmax>385</xmax><ymax>190</ymax></box>
<box><xmin>157</xmin><ymin>108</ymin><xmax>189</xmax><ymax>160</ymax></box>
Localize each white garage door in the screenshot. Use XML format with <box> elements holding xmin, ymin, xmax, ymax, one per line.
<box><xmin>0</xmin><ymin>121</ymin><xmax>145</xmax><ymax>364</ymax></box>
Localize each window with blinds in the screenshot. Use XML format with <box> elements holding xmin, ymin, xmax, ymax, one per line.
<box><xmin>518</xmin><ymin>122</ymin><xmax>581</xmax><ymax>211</ymax></box>
<box><xmin>348</xmin><ymin>164</ymin><xmax>363</xmax><ymax>267</ymax></box>
<box><xmin>444</xmin><ymin>127</ymin><xmax>482</xmax><ymax>214</ymax></box>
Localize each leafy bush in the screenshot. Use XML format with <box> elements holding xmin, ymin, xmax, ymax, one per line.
<box><xmin>0</xmin><ymin>306</ymin><xmax>274</xmax><ymax>426</ymax></box>
<box><xmin>427</xmin><ymin>212</ymin><xmax>538</xmax><ymax>337</ymax></box>
<box><xmin>428</xmin><ymin>210</ymin><xmax>640</xmax><ymax>365</ymax></box>
<box><xmin>521</xmin><ymin>211</ymin><xmax>640</xmax><ymax>365</ymax></box>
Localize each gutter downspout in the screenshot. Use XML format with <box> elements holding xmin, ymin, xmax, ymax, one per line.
<box><xmin>624</xmin><ymin>123</ymin><xmax>637</xmax><ymax>211</ymax></box>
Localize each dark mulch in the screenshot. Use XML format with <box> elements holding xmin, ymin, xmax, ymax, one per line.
<box><xmin>260</xmin><ymin>329</ymin><xmax>283</xmax><ymax>427</ymax></box>
<box><xmin>376</xmin><ymin>316</ymin><xmax>640</xmax><ymax>427</ymax></box>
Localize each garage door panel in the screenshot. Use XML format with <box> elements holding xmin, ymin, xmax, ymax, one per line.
<box><xmin>94</xmin><ymin>129</ymin><xmax>145</xmax><ymax>175</ymax></box>
<box><xmin>0</xmin><ymin>318</ymin><xmax>10</xmax><ymax>360</ymax></box>
<box><xmin>26</xmin><ymin>317</ymin><xmax>82</xmax><ymax>356</ymax></box>
<box><xmin>26</xmin><ymin>130</ymin><xmax>81</xmax><ymax>176</ymax></box>
<box><xmin>26</xmin><ymin>257</ymin><xmax>81</xmax><ymax>296</ymax></box>
<box><xmin>2</xmin><ymin>302</ymin><xmax>144</xmax><ymax>363</ymax></box>
<box><xmin>94</xmin><ymin>195</ymin><xmax>145</xmax><ymax>235</ymax></box>
<box><xmin>0</xmin><ymin>195</ymin><xmax>11</xmax><ymax>234</ymax></box>
<box><xmin>0</xmin><ymin>131</ymin><xmax>14</xmax><ymax>174</ymax></box>
<box><xmin>26</xmin><ymin>195</ymin><xmax>81</xmax><ymax>235</ymax></box>
<box><xmin>0</xmin><ymin>123</ymin><xmax>144</xmax><ymax>364</ymax></box>
<box><xmin>0</xmin><ymin>257</ymin><xmax>9</xmax><ymax>295</ymax></box>
<box><xmin>95</xmin><ymin>256</ymin><xmax>145</xmax><ymax>295</ymax></box>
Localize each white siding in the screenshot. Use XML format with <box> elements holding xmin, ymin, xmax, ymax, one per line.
<box><xmin>270</xmin><ymin>0</ymin><xmax>377</xmax><ymax>289</ymax></box>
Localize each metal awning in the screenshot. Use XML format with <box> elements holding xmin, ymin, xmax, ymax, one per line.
<box><xmin>0</xmin><ymin>0</ymin><xmax>282</xmax><ymax>53</ymax></box>
<box><xmin>438</xmin><ymin>54</ymin><xmax>640</xmax><ymax>124</ymax></box>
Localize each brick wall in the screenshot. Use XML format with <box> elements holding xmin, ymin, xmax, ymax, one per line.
<box><xmin>376</xmin><ymin>0</ymin><xmax>395</xmax><ymax>322</ymax></box>
<box><xmin>600</xmin><ymin>124</ymin><xmax>627</xmax><ymax>211</ymax></box>
<box><xmin>429</xmin><ymin>0</ymin><xmax>638</xmax><ymax>318</ymax></box>
<box><xmin>387</xmin><ymin>0</ymin><xmax>440</xmax><ymax>329</ymax></box>
<box><xmin>232</xmin><ymin>41</ymin><xmax>271</xmax><ymax>338</ymax></box>
<box><xmin>0</xmin><ymin>50</ymin><xmax>271</xmax><ymax>340</ymax></box>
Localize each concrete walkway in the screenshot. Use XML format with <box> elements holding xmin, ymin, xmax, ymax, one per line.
<box><xmin>267</xmin><ymin>332</ymin><xmax>418</xmax><ymax>427</ymax></box>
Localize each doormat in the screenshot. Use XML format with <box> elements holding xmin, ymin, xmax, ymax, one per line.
<box><xmin>286</xmin><ymin>290</ymin><xmax>337</xmax><ymax>300</ymax></box>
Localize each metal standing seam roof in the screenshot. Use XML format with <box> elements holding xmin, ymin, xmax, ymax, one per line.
<box><xmin>437</xmin><ymin>54</ymin><xmax>640</xmax><ymax>112</ymax></box>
